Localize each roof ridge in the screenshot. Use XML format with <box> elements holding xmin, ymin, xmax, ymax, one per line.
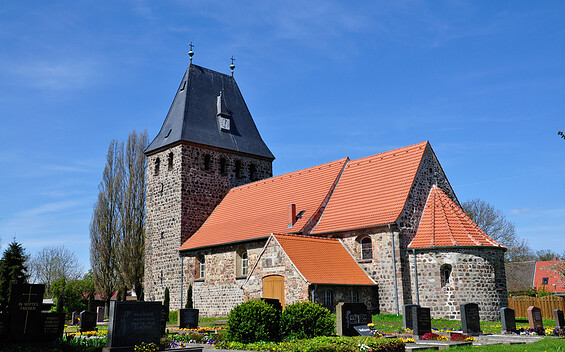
<box><xmin>347</xmin><ymin>141</ymin><xmax>428</xmax><ymax>165</ymax></box>
<box><xmin>274</xmin><ymin>233</ymin><xmax>340</xmax><ymax>242</ymax></box>
<box><xmin>230</xmin><ymin>157</ymin><xmax>348</xmax><ymax>193</ymax></box>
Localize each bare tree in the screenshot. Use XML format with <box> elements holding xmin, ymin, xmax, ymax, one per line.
<box><xmin>29</xmin><ymin>245</ymin><xmax>83</xmax><ymax>296</ymax></box>
<box><xmin>116</xmin><ymin>130</ymin><xmax>148</xmax><ymax>300</ymax></box>
<box><xmin>462</xmin><ymin>198</ymin><xmax>534</xmax><ymax>262</ymax></box>
<box><xmin>90</xmin><ymin>139</ymin><xmax>123</xmax><ymax>315</ymax></box>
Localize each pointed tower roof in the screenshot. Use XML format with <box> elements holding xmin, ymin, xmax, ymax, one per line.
<box><xmin>145</xmin><ymin>64</ymin><xmax>274</xmax><ymax>160</ymax></box>
<box><xmin>409</xmin><ymin>186</ymin><xmax>504</xmax><ymax>249</ymax></box>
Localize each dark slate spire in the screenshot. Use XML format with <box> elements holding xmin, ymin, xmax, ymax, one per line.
<box><xmin>145</xmin><ymin>64</ymin><xmax>275</xmax><ymax>160</ymax></box>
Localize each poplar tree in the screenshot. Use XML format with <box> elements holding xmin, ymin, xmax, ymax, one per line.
<box><xmin>90</xmin><ymin>139</ymin><xmax>123</xmax><ymax>315</ymax></box>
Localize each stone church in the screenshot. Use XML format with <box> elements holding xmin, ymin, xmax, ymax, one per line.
<box><xmin>143</xmin><ymin>62</ymin><xmax>508</xmax><ymax>321</ymax></box>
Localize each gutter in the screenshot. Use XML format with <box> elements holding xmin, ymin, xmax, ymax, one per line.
<box><xmin>178</xmin><ymin>236</ymin><xmax>270</xmax><ymax>254</ymax></box>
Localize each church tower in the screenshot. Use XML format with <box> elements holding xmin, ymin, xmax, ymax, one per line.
<box><xmin>144</xmin><ymin>63</ymin><xmax>274</xmax><ymax>306</ymax></box>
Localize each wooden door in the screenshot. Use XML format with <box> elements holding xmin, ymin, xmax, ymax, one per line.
<box><xmin>263</xmin><ymin>275</ymin><xmax>284</xmax><ymax>307</ymax></box>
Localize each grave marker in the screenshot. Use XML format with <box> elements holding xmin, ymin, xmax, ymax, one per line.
<box><xmin>179</xmin><ymin>308</ymin><xmax>199</xmax><ymax>329</ymax></box>
<box><xmin>411</xmin><ymin>306</ymin><xmax>431</xmax><ymax>337</ymax></box>
<box><xmin>80</xmin><ymin>310</ymin><xmax>97</xmax><ymax>332</ymax></box>
<box><xmin>72</xmin><ymin>311</ymin><xmax>79</xmax><ymax>325</ymax></box>
<box><xmin>336</xmin><ymin>302</ymin><xmax>369</xmax><ymax>336</ymax></box>
<box><xmin>40</xmin><ymin>313</ymin><xmax>65</xmax><ymax>341</ymax></box>
<box><xmin>500</xmin><ymin>307</ymin><xmax>516</xmax><ymax>332</ymax></box>
<box><xmin>527</xmin><ymin>306</ymin><xmax>543</xmax><ymax>329</ymax></box>
<box><xmin>403</xmin><ymin>304</ymin><xmax>419</xmax><ymax>330</ymax></box>
<box><xmin>97</xmin><ymin>306</ymin><xmax>105</xmax><ymax>322</ymax></box>
<box><xmin>554</xmin><ymin>309</ymin><xmax>564</xmax><ymax>330</ymax></box>
<box><xmin>461</xmin><ymin>303</ymin><xmax>481</xmax><ymax>335</ymax></box>
<box><xmin>354</xmin><ymin>325</ymin><xmax>372</xmax><ymax>336</ymax></box>
<box><xmin>8</xmin><ymin>283</ymin><xmax>44</xmax><ymax>342</ymax></box>
<box><xmin>104</xmin><ymin>301</ymin><xmax>162</xmax><ymax>352</ymax></box>
<box><xmin>160</xmin><ymin>305</ymin><xmax>169</xmax><ymax>335</ymax></box>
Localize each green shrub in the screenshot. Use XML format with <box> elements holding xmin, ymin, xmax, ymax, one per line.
<box><xmin>227</xmin><ymin>299</ymin><xmax>280</xmax><ymax>343</ymax></box>
<box><xmin>168</xmin><ymin>310</ymin><xmax>178</xmax><ymax>323</ymax></box>
<box><xmin>280</xmin><ymin>301</ymin><xmax>335</xmax><ymax>340</ymax></box>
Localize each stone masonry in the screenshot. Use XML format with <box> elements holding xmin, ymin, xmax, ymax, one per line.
<box><xmin>145</xmin><ymin>142</ymin><xmax>272</xmax><ymax>308</ymax></box>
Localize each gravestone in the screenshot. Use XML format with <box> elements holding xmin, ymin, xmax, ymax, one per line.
<box><xmin>500</xmin><ymin>307</ymin><xmax>516</xmax><ymax>332</ymax></box>
<box><xmin>403</xmin><ymin>304</ymin><xmax>419</xmax><ymax>330</ymax></box>
<box><xmin>261</xmin><ymin>298</ymin><xmax>283</xmax><ymax>312</ymax></box>
<box><xmin>160</xmin><ymin>305</ymin><xmax>169</xmax><ymax>335</ymax></box>
<box><xmin>80</xmin><ymin>310</ymin><xmax>97</xmax><ymax>332</ymax></box>
<box><xmin>527</xmin><ymin>306</ymin><xmax>543</xmax><ymax>329</ymax></box>
<box><xmin>461</xmin><ymin>303</ymin><xmax>481</xmax><ymax>335</ymax></box>
<box><xmin>179</xmin><ymin>308</ymin><xmax>199</xmax><ymax>329</ymax></box>
<box><xmin>72</xmin><ymin>311</ymin><xmax>80</xmax><ymax>325</ymax></box>
<box><xmin>554</xmin><ymin>309</ymin><xmax>564</xmax><ymax>329</ymax></box>
<box><xmin>411</xmin><ymin>306</ymin><xmax>431</xmax><ymax>337</ymax></box>
<box><xmin>336</xmin><ymin>302</ymin><xmax>370</xmax><ymax>336</ymax></box>
<box><xmin>104</xmin><ymin>301</ymin><xmax>162</xmax><ymax>352</ymax></box>
<box><xmin>8</xmin><ymin>283</ymin><xmax>45</xmax><ymax>342</ymax></box>
<box><xmin>97</xmin><ymin>306</ymin><xmax>105</xmax><ymax>322</ymax></box>
<box><xmin>40</xmin><ymin>313</ymin><xmax>65</xmax><ymax>341</ymax></box>
<box><xmin>354</xmin><ymin>325</ymin><xmax>372</xmax><ymax>336</ymax></box>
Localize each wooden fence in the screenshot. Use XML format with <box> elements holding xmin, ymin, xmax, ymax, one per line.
<box><xmin>509</xmin><ymin>295</ymin><xmax>565</xmax><ymax>319</ymax></box>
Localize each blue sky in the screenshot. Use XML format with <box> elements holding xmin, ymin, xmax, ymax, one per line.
<box><xmin>0</xmin><ymin>1</ymin><xmax>564</xmax><ymax>271</ymax></box>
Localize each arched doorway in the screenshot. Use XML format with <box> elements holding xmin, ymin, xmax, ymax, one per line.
<box><xmin>263</xmin><ymin>275</ymin><xmax>284</xmax><ymax>307</ymax></box>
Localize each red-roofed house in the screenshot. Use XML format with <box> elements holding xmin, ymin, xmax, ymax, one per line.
<box><xmin>144</xmin><ymin>63</ymin><xmax>508</xmax><ymax>321</ymax></box>
<box><xmin>533</xmin><ymin>260</ymin><xmax>565</xmax><ymax>294</ymax></box>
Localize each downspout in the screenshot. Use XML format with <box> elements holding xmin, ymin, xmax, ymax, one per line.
<box><xmin>180</xmin><ymin>256</ymin><xmax>184</xmax><ymax>310</ymax></box>
<box><xmin>311</xmin><ymin>284</ymin><xmax>317</xmax><ymax>303</ymax></box>
<box><xmin>389</xmin><ymin>224</ymin><xmax>400</xmax><ymax>315</ymax></box>
<box><xmin>412</xmin><ymin>248</ymin><xmax>420</xmax><ymax>305</ymax></box>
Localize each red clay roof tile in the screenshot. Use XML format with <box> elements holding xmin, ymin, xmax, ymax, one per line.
<box><xmin>178</xmin><ymin>158</ymin><xmax>347</xmax><ymax>250</ymax></box>
<box><xmin>311</xmin><ymin>141</ymin><xmax>428</xmax><ymax>234</ymax></box>
<box><xmin>273</xmin><ymin>234</ymin><xmax>375</xmax><ymax>285</ymax></box>
<box><xmin>409</xmin><ymin>186</ymin><xmax>504</xmax><ymax>249</ymax></box>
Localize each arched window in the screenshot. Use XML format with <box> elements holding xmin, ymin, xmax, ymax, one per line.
<box><xmin>204</xmin><ymin>155</ymin><xmax>211</xmax><ymax>171</ymax></box>
<box><xmin>236</xmin><ymin>249</ymin><xmax>248</xmax><ymax>277</ymax></box>
<box><xmin>168</xmin><ymin>152</ymin><xmax>174</xmax><ymax>171</ymax></box>
<box><xmin>154</xmin><ymin>158</ymin><xmax>160</xmax><ymax>176</ymax></box>
<box><xmin>440</xmin><ymin>264</ymin><xmax>452</xmax><ymax>287</ymax></box>
<box><xmin>196</xmin><ymin>255</ymin><xmax>205</xmax><ymax>279</ymax></box>
<box><xmin>361</xmin><ymin>237</ymin><xmax>372</xmax><ymax>260</ymax></box>
<box><xmin>220</xmin><ymin>158</ymin><xmax>227</xmax><ymax>175</ymax></box>
<box><xmin>235</xmin><ymin>160</ymin><xmax>242</xmax><ymax>178</ymax></box>
<box><xmin>249</xmin><ymin>163</ymin><xmax>256</xmax><ymax>181</ymax></box>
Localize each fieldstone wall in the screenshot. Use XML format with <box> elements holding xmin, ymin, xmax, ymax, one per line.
<box><xmin>243</xmin><ymin>237</ymin><xmax>310</xmax><ymax>306</ymax></box>
<box><xmin>144</xmin><ymin>142</ymin><xmax>272</xmax><ymax>309</ymax></box>
<box><xmin>407</xmin><ymin>248</ymin><xmax>508</xmax><ymax>321</ymax></box>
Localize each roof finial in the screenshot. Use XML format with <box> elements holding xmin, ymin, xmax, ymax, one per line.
<box><xmin>188</xmin><ymin>42</ymin><xmax>195</xmax><ymax>64</ymax></box>
<box><xmin>229</xmin><ymin>55</ymin><xmax>235</xmax><ymax>76</ymax></box>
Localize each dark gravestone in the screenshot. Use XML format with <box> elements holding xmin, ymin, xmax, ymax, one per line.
<box><xmin>104</xmin><ymin>301</ymin><xmax>162</xmax><ymax>352</ymax></box>
<box><xmin>8</xmin><ymin>283</ymin><xmax>45</xmax><ymax>342</ymax></box>
<box><xmin>500</xmin><ymin>307</ymin><xmax>516</xmax><ymax>332</ymax></box>
<box><xmin>40</xmin><ymin>313</ymin><xmax>65</xmax><ymax>341</ymax></box>
<box><xmin>260</xmin><ymin>298</ymin><xmax>283</xmax><ymax>312</ymax></box>
<box><xmin>0</xmin><ymin>312</ymin><xmax>8</xmax><ymax>342</ymax></box>
<box><xmin>72</xmin><ymin>311</ymin><xmax>80</xmax><ymax>325</ymax></box>
<box><xmin>179</xmin><ymin>308</ymin><xmax>199</xmax><ymax>329</ymax></box>
<box><xmin>160</xmin><ymin>305</ymin><xmax>169</xmax><ymax>335</ymax></box>
<box><xmin>461</xmin><ymin>303</ymin><xmax>481</xmax><ymax>335</ymax></box>
<box><xmin>527</xmin><ymin>306</ymin><xmax>543</xmax><ymax>329</ymax></box>
<box><xmin>403</xmin><ymin>304</ymin><xmax>419</xmax><ymax>330</ymax></box>
<box><xmin>97</xmin><ymin>306</ymin><xmax>105</xmax><ymax>322</ymax></box>
<box><xmin>80</xmin><ymin>310</ymin><xmax>97</xmax><ymax>332</ymax></box>
<box><xmin>336</xmin><ymin>302</ymin><xmax>369</xmax><ymax>336</ymax></box>
<box><xmin>554</xmin><ymin>309</ymin><xmax>565</xmax><ymax>329</ymax></box>
<box><xmin>411</xmin><ymin>306</ymin><xmax>431</xmax><ymax>337</ymax></box>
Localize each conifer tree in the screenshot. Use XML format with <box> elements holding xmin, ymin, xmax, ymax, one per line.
<box><xmin>0</xmin><ymin>240</ymin><xmax>29</xmax><ymax>309</ymax></box>
<box><xmin>185</xmin><ymin>285</ymin><xmax>193</xmax><ymax>309</ymax></box>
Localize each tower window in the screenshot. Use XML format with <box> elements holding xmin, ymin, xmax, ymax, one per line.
<box><xmin>168</xmin><ymin>152</ymin><xmax>173</xmax><ymax>171</ymax></box>
<box><xmin>220</xmin><ymin>158</ymin><xmax>227</xmax><ymax>175</ymax></box>
<box><xmin>204</xmin><ymin>155</ymin><xmax>211</xmax><ymax>171</ymax></box>
<box><xmin>154</xmin><ymin>158</ymin><xmax>160</xmax><ymax>176</ymax></box>
<box><xmin>235</xmin><ymin>160</ymin><xmax>242</xmax><ymax>178</ymax></box>
<box><xmin>441</xmin><ymin>264</ymin><xmax>452</xmax><ymax>287</ymax></box>
<box><xmin>249</xmin><ymin>163</ymin><xmax>256</xmax><ymax>181</ymax></box>
<box><xmin>361</xmin><ymin>237</ymin><xmax>372</xmax><ymax>260</ymax></box>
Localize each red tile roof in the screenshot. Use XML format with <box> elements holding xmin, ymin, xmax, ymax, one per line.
<box><xmin>409</xmin><ymin>186</ymin><xmax>504</xmax><ymax>249</ymax></box>
<box><xmin>312</xmin><ymin>141</ymin><xmax>428</xmax><ymax>234</ymax></box>
<box><xmin>179</xmin><ymin>158</ymin><xmax>347</xmax><ymax>250</ymax></box>
<box><xmin>273</xmin><ymin>234</ymin><xmax>375</xmax><ymax>285</ymax></box>
<box><xmin>533</xmin><ymin>260</ymin><xmax>565</xmax><ymax>293</ymax></box>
